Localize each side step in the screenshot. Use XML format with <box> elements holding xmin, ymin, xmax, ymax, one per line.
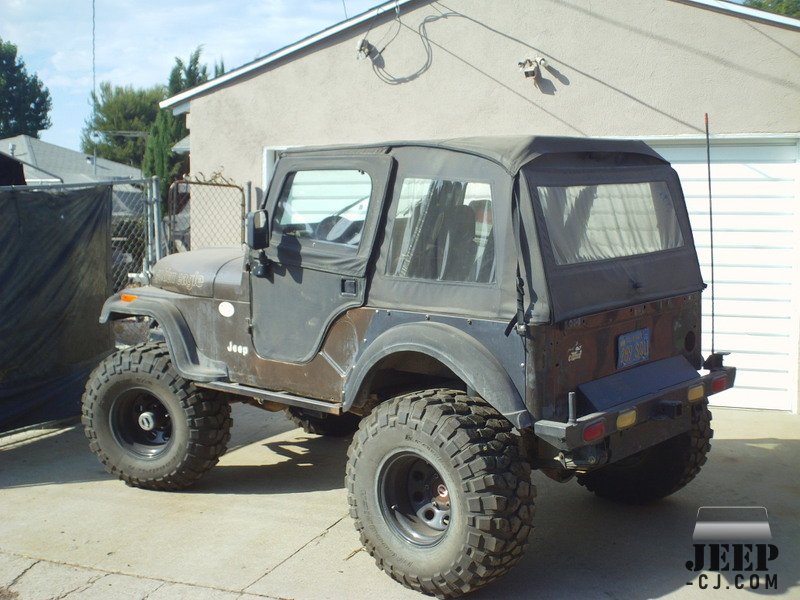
<box><xmin>197</xmin><ymin>381</ymin><xmax>342</xmax><ymax>415</ymax></box>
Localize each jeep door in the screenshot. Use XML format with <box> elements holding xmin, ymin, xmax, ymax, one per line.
<box><xmin>250</xmin><ymin>154</ymin><xmax>393</xmax><ymax>362</ymax></box>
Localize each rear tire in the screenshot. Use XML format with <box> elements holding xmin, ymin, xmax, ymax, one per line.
<box><xmin>346</xmin><ymin>389</ymin><xmax>535</xmax><ymax>598</ymax></box>
<box><xmin>81</xmin><ymin>342</ymin><xmax>231</xmax><ymax>490</ymax></box>
<box><xmin>577</xmin><ymin>400</ymin><xmax>712</xmax><ymax>504</ymax></box>
<box><xmin>285</xmin><ymin>407</ymin><xmax>360</xmax><ymax>437</ymax></box>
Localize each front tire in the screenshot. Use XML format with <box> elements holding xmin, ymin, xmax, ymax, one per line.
<box><xmin>81</xmin><ymin>343</ymin><xmax>232</xmax><ymax>490</ymax></box>
<box><xmin>577</xmin><ymin>400</ymin><xmax>713</xmax><ymax>504</ymax></box>
<box><xmin>346</xmin><ymin>389</ymin><xmax>535</xmax><ymax>598</ymax></box>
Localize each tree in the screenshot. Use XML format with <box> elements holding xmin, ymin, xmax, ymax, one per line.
<box><xmin>142</xmin><ymin>109</ymin><xmax>184</xmax><ymax>199</ymax></box>
<box><xmin>81</xmin><ymin>82</ymin><xmax>165</xmax><ymax>168</ymax></box>
<box><xmin>0</xmin><ymin>37</ymin><xmax>52</xmax><ymax>138</ymax></box>
<box><xmin>144</xmin><ymin>47</ymin><xmax>225</xmax><ymax>199</ymax></box>
<box><xmin>744</xmin><ymin>0</ymin><xmax>800</xmax><ymax>18</ymax></box>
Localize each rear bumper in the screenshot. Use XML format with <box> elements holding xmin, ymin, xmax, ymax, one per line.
<box><xmin>532</xmin><ymin>364</ymin><xmax>736</xmax><ymax>461</ymax></box>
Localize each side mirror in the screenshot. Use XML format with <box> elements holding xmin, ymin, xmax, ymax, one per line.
<box><xmin>245</xmin><ymin>209</ymin><xmax>269</xmax><ymax>250</ymax></box>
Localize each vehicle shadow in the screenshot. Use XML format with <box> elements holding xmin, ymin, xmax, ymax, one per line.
<box><xmin>473</xmin><ymin>435</ymin><xmax>800</xmax><ymax>599</ymax></box>
<box><xmin>1</xmin><ymin>406</ymin><xmax>798</xmax><ymax>599</ymax></box>
<box><xmin>190</xmin><ymin>433</ymin><xmax>351</xmax><ymax>495</ymax></box>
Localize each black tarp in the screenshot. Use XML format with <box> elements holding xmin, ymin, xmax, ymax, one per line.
<box><xmin>0</xmin><ymin>186</ymin><xmax>114</xmax><ymax>431</ymax></box>
<box><xmin>0</xmin><ymin>154</ymin><xmax>26</xmax><ymax>186</ymax></box>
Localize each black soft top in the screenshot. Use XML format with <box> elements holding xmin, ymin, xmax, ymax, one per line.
<box><xmin>282</xmin><ymin>136</ymin><xmax>667</xmax><ymax>174</ymax></box>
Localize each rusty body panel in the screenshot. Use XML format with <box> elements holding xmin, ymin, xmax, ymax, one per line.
<box><xmin>528</xmin><ymin>293</ymin><xmax>702</xmax><ymax>423</ymax></box>
<box><xmin>179</xmin><ymin>299</ymin><xmax>376</xmax><ymax>402</ymax></box>
<box><xmin>235</xmin><ymin>308</ymin><xmax>374</xmax><ymax>401</ymax></box>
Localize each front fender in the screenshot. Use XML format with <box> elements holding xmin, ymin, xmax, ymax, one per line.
<box><xmin>344</xmin><ymin>322</ymin><xmax>531</xmax><ymax>429</ymax></box>
<box><xmin>101</xmin><ymin>289</ymin><xmax>227</xmax><ymax>382</ymax></box>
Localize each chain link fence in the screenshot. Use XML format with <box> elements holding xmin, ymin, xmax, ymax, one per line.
<box><xmin>166</xmin><ymin>177</ymin><xmax>247</xmax><ymax>252</ymax></box>
<box><xmin>111</xmin><ymin>180</ymin><xmax>155</xmax><ymax>290</ymax></box>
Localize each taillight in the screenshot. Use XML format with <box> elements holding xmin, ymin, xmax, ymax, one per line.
<box><xmin>582</xmin><ymin>420</ymin><xmax>606</xmax><ymax>443</ymax></box>
<box><xmin>711</xmin><ymin>376</ymin><xmax>728</xmax><ymax>394</ymax></box>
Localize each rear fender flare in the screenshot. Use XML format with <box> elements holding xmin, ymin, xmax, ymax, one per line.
<box><xmin>344</xmin><ymin>322</ymin><xmax>531</xmax><ymax>429</ymax></box>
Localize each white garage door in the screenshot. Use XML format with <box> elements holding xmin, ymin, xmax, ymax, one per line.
<box><xmin>650</xmin><ymin>139</ymin><xmax>799</xmax><ymax>411</ymax></box>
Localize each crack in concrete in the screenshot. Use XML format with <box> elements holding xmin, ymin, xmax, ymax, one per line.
<box><xmin>5</xmin><ymin>559</ymin><xmax>40</xmax><ymax>590</ymax></box>
<box><xmin>241</xmin><ymin>514</ymin><xmax>348</xmax><ymax>593</ymax></box>
<box><xmin>140</xmin><ymin>580</ymin><xmax>166</xmax><ymax>600</ymax></box>
<box><xmin>57</xmin><ymin>572</ymin><xmax>108</xmax><ymax>599</ymax></box>
<box><xmin>0</xmin><ymin>552</ymin><xmax>277</xmax><ymax>599</ymax></box>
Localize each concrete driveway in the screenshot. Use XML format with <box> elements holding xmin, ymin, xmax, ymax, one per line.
<box><xmin>1</xmin><ymin>404</ymin><xmax>798</xmax><ymax>600</ymax></box>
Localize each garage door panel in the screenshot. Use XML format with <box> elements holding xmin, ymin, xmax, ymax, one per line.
<box><xmin>711</xmin><ymin>315</ymin><xmax>793</xmax><ymax>336</ymax></box>
<box><xmin>695</xmin><ymin>230</ymin><xmax>796</xmax><ymax>250</ymax></box>
<box><xmin>686</xmin><ymin>213</ymin><xmax>794</xmax><ymax>232</ymax></box>
<box><xmin>734</xmin><ymin>369</ymin><xmax>791</xmax><ymax>392</ymax></box>
<box><xmin>694</xmin><ymin>247</ymin><xmax>794</xmax><ymax>267</ymax></box>
<box><xmin>670</xmin><ymin>162</ymin><xmax>796</xmax><ymax>180</ymax></box>
<box><xmin>710</xmin><ymin>281</ymin><xmax>794</xmax><ymax>302</ymax></box>
<box><xmin>684</xmin><ymin>197</ymin><xmax>796</xmax><ymax>216</ymax></box>
<box><xmin>715</xmin><ymin>389</ymin><xmax>790</xmax><ymax>410</ymax></box>
<box><xmin>680</xmin><ymin>180</ymin><xmax>797</xmax><ymax>198</ymax></box>
<box><xmin>701</xmin><ymin>266</ymin><xmax>792</xmax><ymax>286</ymax></box>
<box><xmin>657</xmin><ymin>143</ymin><xmax>799</xmax><ymax>163</ymax></box>
<box><xmin>719</xmin><ymin>351</ymin><xmax>795</xmax><ymax>375</ymax></box>
<box><xmin>711</xmin><ymin>330</ymin><xmax>792</xmax><ymax>354</ymax></box>
<box><xmin>653</xmin><ymin>141</ymin><xmax>798</xmax><ymax>412</ymax></box>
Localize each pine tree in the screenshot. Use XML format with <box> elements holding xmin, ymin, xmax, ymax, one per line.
<box><xmin>0</xmin><ymin>37</ymin><xmax>52</xmax><ymax>138</ymax></box>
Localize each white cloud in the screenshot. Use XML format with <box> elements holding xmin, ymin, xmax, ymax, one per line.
<box><xmin>3</xmin><ymin>0</ymin><xmax>383</xmax><ymax>149</ymax></box>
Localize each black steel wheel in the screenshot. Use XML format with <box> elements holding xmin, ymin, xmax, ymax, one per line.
<box><xmin>109</xmin><ymin>389</ymin><xmax>173</xmax><ymax>457</ymax></box>
<box><xmin>346</xmin><ymin>389</ymin><xmax>535</xmax><ymax>598</ymax></box>
<box><xmin>577</xmin><ymin>400</ymin><xmax>713</xmax><ymax>504</ymax></box>
<box><xmin>379</xmin><ymin>451</ymin><xmax>452</xmax><ymax>545</ymax></box>
<box><xmin>82</xmin><ymin>342</ymin><xmax>231</xmax><ymax>490</ymax></box>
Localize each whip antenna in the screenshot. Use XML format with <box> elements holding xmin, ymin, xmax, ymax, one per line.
<box><xmin>705</xmin><ymin>113</ymin><xmax>715</xmax><ymax>355</ymax></box>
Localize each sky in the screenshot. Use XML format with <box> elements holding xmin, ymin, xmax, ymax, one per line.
<box><xmin>0</xmin><ymin>0</ymin><xmax>383</xmax><ymax>151</ymax></box>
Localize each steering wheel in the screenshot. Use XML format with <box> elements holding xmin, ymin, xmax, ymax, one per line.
<box><xmin>316</xmin><ymin>216</ymin><xmax>355</xmax><ymax>243</ymax></box>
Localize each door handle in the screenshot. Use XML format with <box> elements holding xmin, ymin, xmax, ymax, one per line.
<box><xmin>341</xmin><ymin>278</ymin><xmax>358</xmax><ymax>297</ymax></box>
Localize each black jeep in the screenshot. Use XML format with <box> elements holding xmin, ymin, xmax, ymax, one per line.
<box><xmin>82</xmin><ymin>136</ymin><xmax>735</xmax><ymax>598</ymax></box>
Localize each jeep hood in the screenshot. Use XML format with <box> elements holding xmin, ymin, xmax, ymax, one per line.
<box><xmin>151</xmin><ymin>248</ymin><xmax>243</xmax><ymax>297</ymax></box>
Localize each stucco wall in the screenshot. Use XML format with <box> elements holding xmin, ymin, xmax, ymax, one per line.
<box><xmin>187</xmin><ymin>0</ymin><xmax>800</xmax><ymax>192</ymax></box>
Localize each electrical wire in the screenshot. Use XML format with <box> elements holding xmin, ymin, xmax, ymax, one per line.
<box><xmin>92</xmin><ymin>0</ymin><xmax>96</xmax><ymax>111</ymax></box>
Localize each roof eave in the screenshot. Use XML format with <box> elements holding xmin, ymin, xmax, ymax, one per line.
<box><xmin>159</xmin><ymin>0</ymin><xmax>422</xmax><ymax>111</ymax></box>
<box><xmin>673</xmin><ymin>0</ymin><xmax>800</xmax><ymax>29</ymax></box>
<box><xmin>159</xmin><ymin>0</ymin><xmax>799</xmax><ymax>112</ymax></box>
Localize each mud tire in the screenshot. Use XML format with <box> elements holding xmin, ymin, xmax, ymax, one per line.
<box><xmin>346</xmin><ymin>389</ymin><xmax>535</xmax><ymax>598</ymax></box>
<box><xmin>81</xmin><ymin>342</ymin><xmax>231</xmax><ymax>490</ymax></box>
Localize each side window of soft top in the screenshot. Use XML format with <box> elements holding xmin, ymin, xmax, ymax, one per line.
<box><xmin>386</xmin><ymin>177</ymin><xmax>496</xmax><ymax>284</ymax></box>
<box><xmin>272</xmin><ymin>169</ymin><xmax>372</xmax><ymax>248</ymax></box>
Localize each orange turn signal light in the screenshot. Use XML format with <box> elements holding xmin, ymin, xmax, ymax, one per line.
<box><xmin>120</xmin><ymin>294</ymin><xmax>138</xmax><ymax>303</ymax></box>
<box><xmin>688</xmin><ymin>384</ymin><xmax>705</xmax><ymax>402</ymax></box>
<box><xmin>616</xmin><ymin>409</ymin><xmax>637</xmax><ymax>430</ymax></box>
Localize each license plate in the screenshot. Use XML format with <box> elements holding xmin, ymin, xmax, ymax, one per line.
<box><xmin>617</xmin><ymin>328</ymin><xmax>650</xmax><ymax>369</ymax></box>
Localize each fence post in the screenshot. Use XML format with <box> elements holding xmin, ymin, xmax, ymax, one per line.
<box><xmin>244</xmin><ymin>180</ymin><xmax>252</xmax><ymax>213</ymax></box>
<box><xmin>243</xmin><ymin>181</ymin><xmax>252</xmax><ymax>244</ymax></box>
<box><xmin>151</xmin><ymin>176</ymin><xmax>164</xmax><ymax>261</ymax></box>
<box><xmin>142</xmin><ymin>180</ymin><xmax>154</xmax><ymax>279</ymax></box>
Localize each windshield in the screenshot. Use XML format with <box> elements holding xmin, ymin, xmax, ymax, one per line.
<box><xmin>536</xmin><ymin>181</ymin><xmax>684</xmax><ymax>265</ymax></box>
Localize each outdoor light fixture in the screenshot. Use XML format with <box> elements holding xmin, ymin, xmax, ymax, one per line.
<box><xmin>519</xmin><ymin>57</ymin><xmax>548</xmax><ymax>79</ymax></box>
<box><xmin>356</xmin><ymin>38</ymin><xmax>374</xmax><ymax>60</ymax></box>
